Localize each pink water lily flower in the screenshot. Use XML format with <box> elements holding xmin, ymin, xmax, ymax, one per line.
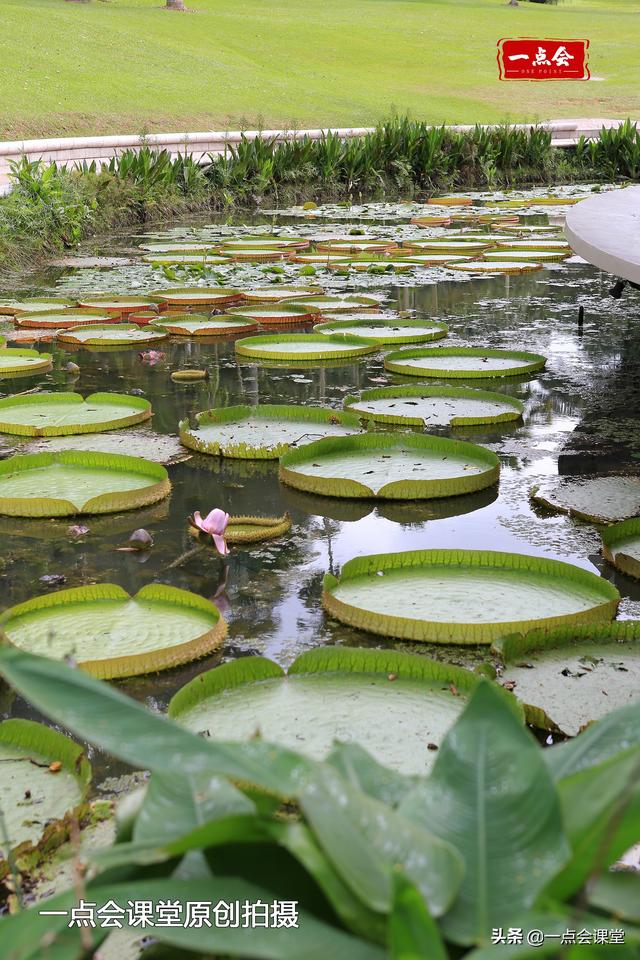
<box><xmin>192</xmin><ymin>508</ymin><xmax>230</xmax><ymax>556</ymax></box>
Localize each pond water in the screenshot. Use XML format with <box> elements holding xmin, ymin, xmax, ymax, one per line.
<box><xmin>1</xmin><ymin>185</ymin><xmax>640</xmax><ymax>783</ymax></box>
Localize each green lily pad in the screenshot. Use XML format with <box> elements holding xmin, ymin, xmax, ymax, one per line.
<box><xmin>150</xmin><ymin>287</ymin><xmax>243</xmax><ymax>307</ymax></box>
<box><xmin>401</xmin><ymin>240</ymin><xmax>492</xmax><ymax>254</ymax></box>
<box><xmin>15</xmin><ymin>309</ymin><xmax>113</xmax><ymax>329</ymax></box>
<box><xmin>495</xmin><ymin>239</ymin><xmax>571</xmax><ymax>251</ymax></box>
<box><xmin>76</xmin><ymin>296</ymin><xmax>156</xmax><ymax>314</ymax></box>
<box><xmin>484</xmin><ymin>249</ymin><xmax>570</xmax><ymax>262</ymax></box>
<box><xmin>290</xmin><ymin>253</ymin><xmax>353</xmax><ymax>265</ymax></box>
<box><xmin>316</xmin><ymin>240</ymin><xmax>396</xmax><ymax>254</ymax></box>
<box><xmin>58</xmin><ymin>324</ymin><xmax>167</xmax><ymax>347</ymax></box>
<box><xmin>279</xmin><ymin>432</ymin><xmax>499</xmax><ymax>499</ymax></box>
<box><xmin>392</xmin><ymin>254</ymin><xmax>473</xmax><ymax>266</ymax></box>
<box><xmin>0</xmin><ymin>583</ymin><xmax>227</xmax><ymax>680</ymax></box>
<box><xmin>150</xmin><ymin>313</ymin><xmax>258</xmax><ymax>336</ymax></box>
<box><xmin>139</xmin><ymin>242</ymin><xmax>220</xmax><ymax>253</ymax></box>
<box><xmin>313</xmin><ymin>318</ymin><xmax>448</xmax><ymax>344</ymax></box>
<box><xmin>221</xmin><ymin>237</ymin><xmax>308</xmax><ymax>249</ymax></box>
<box><xmin>0</xmin><ymin>718</ymin><xmax>91</xmax><ymax>873</ymax></box>
<box><xmin>195</xmin><ymin>513</ymin><xmax>292</xmax><ymax>544</ymax></box>
<box><xmin>0</xmin><ymin>348</ymin><xmax>53</xmax><ymax>379</ymax></box>
<box><xmin>323</xmin><ymin>549</ymin><xmax>619</xmax><ymax>645</ymax></box>
<box><xmin>227</xmin><ymin>302</ymin><xmax>320</xmax><ymax>324</ymax></box>
<box><xmin>331</xmin><ymin>258</ymin><xmax>417</xmax><ymax>273</ymax></box>
<box><xmin>493</xmin><ymin>622</ymin><xmax>640</xmax><ymax>735</ymax></box>
<box><xmin>602</xmin><ymin>518</ymin><xmax>640</xmax><ymax>578</ymax></box>
<box><xmin>384</xmin><ymin>346</ymin><xmax>546</xmax><ymax>379</ymax></box>
<box><xmin>344</xmin><ymin>385</ymin><xmax>524</xmax><ymax>426</ymax></box>
<box><xmin>501</xmin><ymin>225</ymin><xmax>563</xmax><ymax>234</ymax></box>
<box><xmin>240</xmin><ymin>286</ymin><xmax>320</xmax><ymax>301</ymax></box>
<box><xmin>0</xmin><ymin>298</ymin><xmax>76</xmax><ymax>316</ymax></box>
<box><xmin>0</xmin><ymin>450</ymin><xmax>170</xmax><ymax>517</ymax></box>
<box><xmin>168</xmin><ymin>647</ymin><xmax>482</xmax><ymax>775</ymax></box>
<box><xmin>288</xmin><ymin>295</ymin><xmax>380</xmax><ymax>312</ymax></box>
<box><xmin>143</xmin><ymin>253</ymin><xmax>231</xmax><ymax>266</ymax></box>
<box><xmin>0</xmin><ymin>392</ymin><xmax>152</xmax><ymax>437</ymax></box>
<box><xmin>235</xmin><ymin>333</ymin><xmax>377</xmax><ymax>362</ymax></box>
<box><xmin>179</xmin><ymin>404</ymin><xmax>363</xmax><ymax>459</ymax></box>
<box><xmin>532</xmin><ymin>476</ymin><xmax>640</xmax><ymax>524</ymax></box>
<box><xmin>448</xmin><ymin>260</ymin><xmax>544</xmax><ymax>274</ymax></box>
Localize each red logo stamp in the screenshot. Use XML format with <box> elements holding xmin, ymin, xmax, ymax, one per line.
<box><xmin>497</xmin><ymin>38</ymin><xmax>590</xmax><ymax>80</ymax></box>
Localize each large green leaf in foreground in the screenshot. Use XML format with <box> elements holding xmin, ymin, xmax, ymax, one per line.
<box><xmin>0</xmin><ymin>392</ymin><xmax>152</xmax><ymax>436</ymax></box>
<box><xmin>399</xmin><ymin>683</ymin><xmax>570</xmax><ymax>945</ymax></box>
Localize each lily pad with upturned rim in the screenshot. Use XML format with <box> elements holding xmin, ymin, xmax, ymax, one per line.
<box><xmin>0</xmin><ymin>583</ymin><xmax>227</xmax><ymax>680</ymax></box>
<box><xmin>327</xmin><ymin>258</ymin><xmax>418</xmax><ymax>273</ymax></box>
<box><xmin>0</xmin><ymin>450</ymin><xmax>170</xmax><ymax>517</ymax></box>
<box><xmin>400</xmin><ymin>240</ymin><xmax>492</xmax><ymax>255</ymax></box>
<box><xmin>531</xmin><ymin>476</ymin><xmax>640</xmax><ymax>524</ymax></box>
<box><xmin>344</xmin><ymin>385</ymin><xmax>524</xmax><ymax>426</ymax></box>
<box><xmin>0</xmin><ymin>298</ymin><xmax>76</xmax><ymax>317</ymax></box>
<box><xmin>220</xmin><ymin>237</ymin><xmax>309</xmax><ymax>250</ymax></box>
<box><xmin>279</xmin><ymin>431</ymin><xmax>500</xmax><ymax>499</ymax></box>
<box><xmin>227</xmin><ymin>302</ymin><xmax>320</xmax><ymax>324</ymax></box>
<box><xmin>57</xmin><ymin>324</ymin><xmax>168</xmax><ymax>347</ymax></box>
<box><xmin>143</xmin><ymin>253</ymin><xmax>231</xmax><ymax>266</ymax></box>
<box><xmin>492</xmin><ymin>622</ymin><xmax>640</xmax><ymax>735</ymax></box>
<box><xmin>76</xmin><ymin>296</ymin><xmax>157</xmax><ymax>315</ymax></box>
<box><xmin>139</xmin><ymin>242</ymin><xmax>221</xmax><ymax>254</ymax></box>
<box><xmin>179</xmin><ymin>404</ymin><xmax>363</xmax><ymax>459</ymax></box>
<box><xmin>313</xmin><ymin>317</ymin><xmax>448</xmax><ymax>345</ymax></box>
<box><xmin>224</xmin><ymin>248</ymin><xmax>291</xmax><ymax>262</ymax></box>
<box><xmin>494</xmin><ymin>239</ymin><xmax>572</xmax><ymax>252</ymax></box>
<box><xmin>14</xmin><ymin>309</ymin><xmax>115</xmax><ymax>329</ymax></box>
<box><xmin>0</xmin><ymin>392</ymin><xmax>152</xmax><ymax>437</ymax></box>
<box><xmin>235</xmin><ymin>333</ymin><xmax>377</xmax><ymax>362</ymax></box>
<box><xmin>384</xmin><ymin>346</ymin><xmax>546</xmax><ymax>379</ymax></box>
<box><xmin>322</xmin><ymin>549</ymin><xmax>619</xmax><ymax>645</ymax></box>
<box><xmin>0</xmin><ymin>718</ymin><xmax>91</xmax><ymax>873</ymax></box>
<box><xmin>410</xmin><ymin>215</ymin><xmax>452</xmax><ymax>227</ymax></box>
<box><xmin>150</xmin><ymin>288</ymin><xmax>244</xmax><ymax>308</ymax></box>
<box><xmin>0</xmin><ymin>347</ymin><xmax>53</xmax><ymax>379</ymax></box>
<box><xmin>601</xmin><ymin>518</ymin><xmax>640</xmax><ymax>579</ymax></box>
<box><xmin>239</xmin><ymin>286</ymin><xmax>321</xmax><ymax>302</ymax></box>
<box><xmin>484</xmin><ymin>250</ymin><xmax>570</xmax><ymax>263</ymax></box>
<box><xmin>149</xmin><ymin>314</ymin><xmax>258</xmax><ymax>337</ymax></box>
<box><xmin>167</xmin><ymin>646</ymin><xmax>485</xmax><ymax>775</ymax></box>
<box><xmin>448</xmin><ymin>260</ymin><xmax>544</xmax><ymax>275</ymax></box>
<box><xmin>191</xmin><ymin>513</ymin><xmax>292</xmax><ymax>544</ymax></box>
<box><xmin>287</xmin><ymin>295</ymin><xmax>380</xmax><ymax>313</ymax></box>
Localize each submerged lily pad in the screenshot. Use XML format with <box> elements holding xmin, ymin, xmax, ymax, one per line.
<box><xmin>314</xmin><ymin>317</ymin><xmax>448</xmax><ymax>344</ymax></box>
<box><xmin>0</xmin><ymin>583</ymin><xmax>227</xmax><ymax>679</ymax></box>
<box><xmin>323</xmin><ymin>549</ymin><xmax>619</xmax><ymax>645</ymax></box>
<box><xmin>168</xmin><ymin>646</ymin><xmax>482</xmax><ymax>775</ymax></box>
<box><xmin>57</xmin><ymin>324</ymin><xmax>168</xmax><ymax>347</ymax></box>
<box><xmin>602</xmin><ymin>518</ymin><xmax>640</xmax><ymax>579</ymax></box>
<box><xmin>0</xmin><ymin>348</ymin><xmax>52</xmax><ymax>379</ymax></box>
<box><xmin>0</xmin><ymin>392</ymin><xmax>152</xmax><ymax>437</ymax></box>
<box><xmin>287</xmin><ymin>295</ymin><xmax>380</xmax><ymax>312</ymax></box>
<box><xmin>493</xmin><ymin>622</ymin><xmax>640</xmax><ymax>735</ymax></box>
<box><xmin>227</xmin><ymin>302</ymin><xmax>320</xmax><ymax>324</ymax></box>
<box><xmin>150</xmin><ymin>313</ymin><xmax>258</xmax><ymax>336</ymax></box>
<box><xmin>279</xmin><ymin>432</ymin><xmax>499</xmax><ymax>499</ymax></box>
<box><xmin>0</xmin><ymin>451</ymin><xmax>170</xmax><ymax>517</ymax></box>
<box><xmin>180</xmin><ymin>404</ymin><xmax>363</xmax><ymax>459</ymax></box>
<box><xmin>0</xmin><ymin>718</ymin><xmax>91</xmax><ymax>873</ymax></box>
<box><xmin>384</xmin><ymin>346</ymin><xmax>546</xmax><ymax>379</ymax></box>
<box><xmin>14</xmin><ymin>309</ymin><xmax>113</xmax><ymax>329</ymax></box>
<box><xmin>344</xmin><ymin>385</ymin><xmax>524</xmax><ymax>426</ymax></box>
<box><xmin>235</xmin><ymin>333</ymin><xmax>377</xmax><ymax>362</ymax></box>
<box><xmin>150</xmin><ymin>287</ymin><xmax>243</xmax><ymax>308</ymax></box>
<box><xmin>532</xmin><ymin>476</ymin><xmax>640</xmax><ymax>524</ymax></box>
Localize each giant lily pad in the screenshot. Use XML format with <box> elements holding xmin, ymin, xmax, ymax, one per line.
<box><xmin>225</xmin><ymin>248</ymin><xmax>290</xmax><ymax>262</ymax></box>
<box><xmin>329</xmin><ymin>258</ymin><xmax>417</xmax><ymax>273</ymax></box>
<box><xmin>240</xmin><ymin>286</ymin><xmax>321</xmax><ymax>302</ymax></box>
<box><xmin>428</xmin><ymin>196</ymin><xmax>473</xmax><ymax>206</ymax></box>
<box><xmin>484</xmin><ymin>249</ymin><xmax>569</xmax><ymax>263</ymax></box>
<box><xmin>0</xmin><ymin>347</ymin><xmax>53</xmax><ymax>379</ymax></box>
<box><xmin>150</xmin><ymin>313</ymin><xmax>258</xmax><ymax>337</ymax></box>
<box><xmin>495</xmin><ymin>239</ymin><xmax>571</xmax><ymax>252</ymax></box>
<box><xmin>0</xmin><ymin>297</ymin><xmax>76</xmax><ymax>316</ymax></box>
<box><xmin>15</xmin><ymin>309</ymin><xmax>114</xmax><ymax>329</ymax></box>
<box><xmin>180</xmin><ymin>404</ymin><xmax>363</xmax><ymax>459</ymax></box>
<box><xmin>0</xmin><ymin>583</ymin><xmax>227</xmax><ymax>679</ymax></box>
<box><xmin>322</xmin><ymin>549</ymin><xmax>619</xmax><ymax>645</ymax></box>
<box><xmin>493</xmin><ymin>622</ymin><xmax>640</xmax><ymax>735</ymax></box>
<box><xmin>410</xmin><ymin>215</ymin><xmax>452</xmax><ymax>226</ymax></box>
<box><xmin>235</xmin><ymin>333</ymin><xmax>376</xmax><ymax>362</ymax></box>
<box><xmin>602</xmin><ymin>518</ymin><xmax>640</xmax><ymax>579</ymax></box>
<box><xmin>288</xmin><ymin>295</ymin><xmax>380</xmax><ymax>313</ymax></box>
<box><xmin>76</xmin><ymin>296</ymin><xmax>156</xmax><ymax>315</ymax></box>
<box><xmin>401</xmin><ymin>240</ymin><xmax>492</xmax><ymax>255</ymax></box>
<box><xmin>168</xmin><ymin>646</ymin><xmax>482</xmax><ymax>775</ymax></box>
<box><xmin>279</xmin><ymin>432</ymin><xmax>499</xmax><ymax>499</ymax></box>
<box><xmin>316</xmin><ymin>240</ymin><xmax>397</xmax><ymax>254</ymax></box>
<box><xmin>394</xmin><ymin>254</ymin><xmax>473</xmax><ymax>266</ymax></box>
<box><xmin>290</xmin><ymin>253</ymin><xmax>352</xmax><ymax>265</ymax></box>
<box><xmin>384</xmin><ymin>346</ymin><xmax>546</xmax><ymax>379</ymax></box>
<box><xmin>191</xmin><ymin>513</ymin><xmax>292</xmax><ymax>544</ymax></box>
<box><xmin>314</xmin><ymin>317</ymin><xmax>448</xmax><ymax>344</ymax></box>
<box><xmin>448</xmin><ymin>260</ymin><xmax>543</xmax><ymax>274</ymax></box>
<box><xmin>58</xmin><ymin>324</ymin><xmax>168</xmax><ymax>347</ymax></box>
<box><xmin>0</xmin><ymin>451</ymin><xmax>170</xmax><ymax>517</ymax></box>
<box><xmin>150</xmin><ymin>288</ymin><xmax>243</xmax><ymax>308</ymax></box>
<box><xmin>221</xmin><ymin>237</ymin><xmax>309</xmax><ymax>250</ymax></box>
<box><xmin>531</xmin><ymin>476</ymin><xmax>640</xmax><ymax>524</ymax></box>
<box><xmin>143</xmin><ymin>253</ymin><xmax>231</xmax><ymax>266</ymax></box>
<box><xmin>0</xmin><ymin>718</ymin><xmax>91</xmax><ymax>873</ymax></box>
<box><xmin>139</xmin><ymin>242</ymin><xmax>220</xmax><ymax>254</ymax></box>
<box><xmin>0</xmin><ymin>392</ymin><xmax>152</xmax><ymax>437</ymax></box>
<box><xmin>344</xmin><ymin>385</ymin><xmax>524</xmax><ymax>426</ymax></box>
<box><xmin>227</xmin><ymin>302</ymin><xmax>320</xmax><ymax>324</ymax></box>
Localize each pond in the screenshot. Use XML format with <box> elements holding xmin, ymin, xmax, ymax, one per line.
<box><xmin>1</xmin><ymin>184</ymin><xmax>639</xmax><ymax>785</ymax></box>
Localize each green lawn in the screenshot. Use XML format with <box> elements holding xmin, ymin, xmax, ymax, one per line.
<box><xmin>2</xmin><ymin>0</ymin><xmax>639</xmax><ymax>139</ymax></box>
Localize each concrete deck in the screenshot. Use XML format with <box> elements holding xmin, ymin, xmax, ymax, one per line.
<box><xmin>565</xmin><ymin>185</ymin><xmax>640</xmax><ymax>284</ymax></box>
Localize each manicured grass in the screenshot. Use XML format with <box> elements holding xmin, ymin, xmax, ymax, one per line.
<box><xmin>1</xmin><ymin>0</ymin><xmax>639</xmax><ymax>138</ymax></box>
